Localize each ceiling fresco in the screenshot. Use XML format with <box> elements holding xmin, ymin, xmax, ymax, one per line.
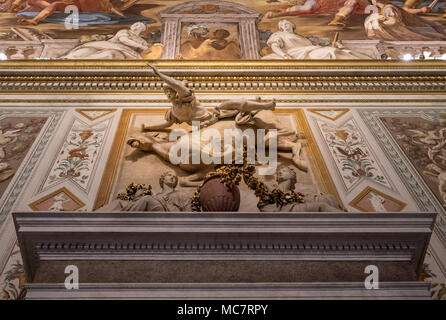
<box><xmin>0</xmin><ymin>0</ymin><xmax>446</xmax><ymax>60</ymax></box>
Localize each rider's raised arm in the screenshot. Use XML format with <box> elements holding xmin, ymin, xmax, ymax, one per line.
<box><xmin>148</xmin><ymin>64</ymin><xmax>191</xmax><ymax>97</ymax></box>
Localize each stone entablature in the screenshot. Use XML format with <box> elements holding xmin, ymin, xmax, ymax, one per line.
<box><xmin>14</xmin><ymin>212</ymin><xmax>435</xmax><ymax>299</ymax></box>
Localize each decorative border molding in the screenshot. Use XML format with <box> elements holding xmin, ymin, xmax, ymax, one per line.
<box><xmin>357</xmin><ymin>109</ymin><xmax>446</xmax><ymax>248</ymax></box>
<box><xmin>0</xmin><ymin>109</ymin><xmax>64</xmax><ymax>276</ymax></box>
<box><xmin>0</xmin><ymin>76</ymin><xmax>445</xmax><ymax>94</ymax></box>
<box><xmin>14</xmin><ymin>212</ymin><xmax>436</xmax><ymax>282</ymax></box>
<box><xmin>28</xmin><ymin>187</ymin><xmax>85</xmax><ymax>212</ymax></box>
<box><xmin>1</xmin><ymin>61</ymin><xmax>446</xmax><ymax>94</ymax></box>
<box><xmin>357</xmin><ymin>109</ymin><xmax>443</xmax><ymax>213</ymax></box>
<box><xmin>0</xmin><ymin>110</ymin><xmax>65</xmax><ymax>224</ymax></box>
<box><xmin>75</xmin><ymin>109</ymin><xmax>116</xmax><ymax>121</ymax></box>
<box><xmin>1</xmin><ymin>60</ymin><xmax>446</xmax><ymax>70</ymax></box>
<box><xmin>93</xmin><ymin>109</ymin><xmax>164</xmax><ymax>210</ymax></box>
<box><xmin>1</xmin><ymin>98</ymin><xmax>446</xmax><ymax>105</ymax></box>
<box><xmin>349</xmin><ymin>186</ymin><xmax>407</xmax><ymax>212</ymax></box>
<box><xmin>307</xmin><ymin>108</ymin><xmax>350</xmax><ymax>121</ymax></box>
<box><xmin>24</xmin><ymin>282</ymin><xmax>431</xmax><ymax>300</ymax></box>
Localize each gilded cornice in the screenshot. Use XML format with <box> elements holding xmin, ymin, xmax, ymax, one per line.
<box><xmin>1</xmin><ymin>60</ymin><xmax>446</xmax><ymax>94</ymax></box>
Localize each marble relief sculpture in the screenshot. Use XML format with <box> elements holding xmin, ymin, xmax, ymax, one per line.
<box><xmin>128</xmin><ymin>65</ymin><xmax>309</xmax><ymax>186</ymax></box>
<box><xmin>97</xmin><ymin>170</ymin><xmax>191</xmax><ymax>212</ymax></box>
<box><xmin>141</xmin><ymin>64</ymin><xmax>277</xmax><ymax>130</ymax></box>
<box><xmin>257</xmin><ymin>166</ymin><xmax>342</xmax><ymax>212</ymax></box>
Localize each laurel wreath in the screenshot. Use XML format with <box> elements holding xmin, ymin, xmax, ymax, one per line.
<box><xmin>191</xmin><ymin>160</ymin><xmax>305</xmax><ymax>212</ymax></box>
<box><xmin>117</xmin><ymin>183</ymin><xmax>152</xmax><ymax>201</ymax></box>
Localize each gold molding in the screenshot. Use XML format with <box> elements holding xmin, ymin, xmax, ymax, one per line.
<box><xmin>277</xmin><ymin>109</ymin><xmax>345</xmax><ymax>211</ymax></box>
<box><xmin>1</xmin><ymin>76</ymin><xmax>445</xmax><ymax>81</ymax></box>
<box><xmin>348</xmin><ymin>186</ymin><xmax>407</xmax><ymax>212</ymax></box>
<box><xmin>1</xmin><ymin>90</ymin><xmax>446</xmax><ymax>95</ymax></box>
<box><xmin>93</xmin><ymin>109</ymin><xmax>165</xmax><ymax>210</ymax></box>
<box><xmin>93</xmin><ymin>108</ymin><xmax>343</xmax><ymax>211</ymax></box>
<box><xmin>1</xmin><ymin>99</ymin><xmax>446</xmax><ymax>104</ymax></box>
<box><xmin>307</xmin><ymin>108</ymin><xmax>350</xmax><ymax>121</ymax></box>
<box><xmin>1</xmin><ymin>66</ymin><xmax>445</xmax><ymax>95</ymax></box>
<box><xmin>29</xmin><ymin>187</ymin><xmax>85</xmax><ymax>211</ymax></box>
<box><xmin>2</xmin><ymin>60</ymin><xmax>446</xmax><ymax>69</ymax></box>
<box><xmin>75</xmin><ymin>108</ymin><xmax>117</xmax><ymax>121</ymax></box>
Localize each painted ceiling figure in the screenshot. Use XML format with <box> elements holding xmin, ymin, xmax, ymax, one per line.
<box><xmin>13</xmin><ymin>0</ymin><xmax>148</xmax><ymax>26</ymax></box>
<box><xmin>62</xmin><ymin>22</ymin><xmax>149</xmax><ymax>59</ymax></box>
<box><xmin>264</xmin><ymin>0</ymin><xmax>370</xmax><ymax>27</ymax></box>
<box><xmin>0</xmin><ymin>0</ymin><xmax>27</xmax><ymax>12</ymax></box>
<box><xmin>264</xmin><ymin>0</ymin><xmax>434</xmax><ymax>28</ymax></box>
<box><xmin>365</xmin><ymin>0</ymin><xmax>446</xmax><ymax>41</ymax></box>
<box><xmin>17</xmin><ymin>0</ymin><xmax>122</xmax><ymax>25</ymax></box>
<box><xmin>330</xmin><ymin>0</ymin><xmax>431</xmax><ymax>27</ymax></box>
<box><xmin>261</xmin><ymin>19</ymin><xmax>371</xmax><ymax>59</ymax></box>
<box><xmin>0</xmin><ymin>162</ymin><xmax>14</xmax><ymax>183</ymax></box>
<box><xmin>179</xmin><ymin>27</ymin><xmax>242</xmax><ymax>60</ymax></box>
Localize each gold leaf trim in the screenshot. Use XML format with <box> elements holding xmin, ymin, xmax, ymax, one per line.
<box><xmin>348</xmin><ymin>186</ymin><xmax>407</xmax><ymax>212</ymax></box>
<box><xmin>29</xmin><ymin>187</ymin><xmax>85</xmax><ymax>211</ymax></box>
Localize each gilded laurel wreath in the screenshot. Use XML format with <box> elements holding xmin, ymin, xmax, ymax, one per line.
<box><xmin>191</xmin><ymin>161</ymin><xmax>305</xmax><ymax>212</ymax></box>
<box><xmin>117</xmin><ymin>183</ymin><xmax>152</xmax><ymax>201</ymax></box>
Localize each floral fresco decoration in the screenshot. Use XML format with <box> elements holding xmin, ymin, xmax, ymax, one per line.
<box><xmin>1</xmin><ymin>257</ymin><xmax>26</xmax><ymax>300</ymax></box>
<box><xmin>319</xmin><ymin>119</ymin><xmax>390</xmax><ymax>190</ymax></box>
<box><xmin>44</xmin><ymin>120</ymin><xmax>110</xmax><ymax>191</ymax></box>
<box><xmin>0</xmin><ymin>118</ymin><xmax>47</xmax><ymax>186</ymax></box>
